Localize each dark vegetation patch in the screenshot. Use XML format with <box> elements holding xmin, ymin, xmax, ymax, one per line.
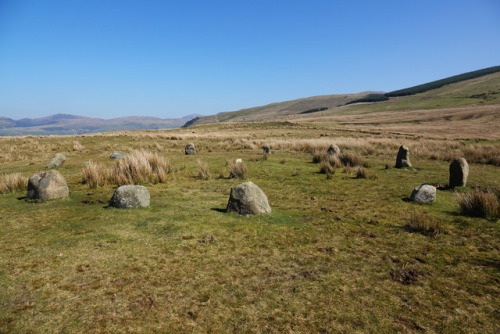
<box><xmin>390</xmin><ymin>269</ymin><xmax>424</xmax><ymax>285</ymax></box>
<box><xmin>299</xmin><ymin>107</ymin><xmax>328</xmax><ymax>114</ymax></box>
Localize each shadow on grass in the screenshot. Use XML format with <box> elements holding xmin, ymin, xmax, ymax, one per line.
<box><xmin>210</xmin><ymin>208</ymin><xmax>226</xmax><ymax>213</ymax></box>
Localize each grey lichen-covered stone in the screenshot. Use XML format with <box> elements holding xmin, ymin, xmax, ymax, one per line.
<box><xmin>449</xmin><ymin>158</ymin><xmax>469</xmax><ymax>188</ymax></box>
<box><xmin>110</xmin><ymin>151</ymin><xmax>126</xmax><ymax>159</ymax></box>
<box><xmin>395</xmin><ymin>145</ymin><xmax>411</xmax><ymax>168</ymax></box>
<box><xmin>109</xmin><ymin>185</ymin><xmax>150</xmax><ymax>208</ymax></box>
<box><xmin>45</xmin><ymin>153</ymin><xmax>66</xmax><ymax>168</ymax></box>
<box><xmin>410</xmin><ymin>184</ymin><xmax>436</xmax><ymax>204</ymax></box>
<box><xmin>262</xmin><ymin>145</ymin><xmax>271</xmax><ymax>154</ymax></box>
<box><xmin>327</xmin><ymin>144</ymin><xmax>341</xmax><ymax>156</ymax></box>
<box><xmin>226</xmin><ymin>181</ymin><xmax>271</xmax><ymax>215</ymax></box>
<box><xmin>27</xmin><ymin>170</ymin><xmax>69</xmax><ymax>200</ymax></box>
<box><xmin>185</xmin><ymin>143</ymin><xmax>196</xmax><ymax>155</ymax></box>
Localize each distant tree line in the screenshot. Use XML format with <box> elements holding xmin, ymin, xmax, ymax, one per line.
<box><xmin>386</xmin><ymin>65</ymin><xmax>500</xmax><ymax>97</ymax></box>
<box><xmin>345</xmin><ymin>94</ymin><xmax>389</xmax><ymax>105</ymax></box>
<box><xmin>299</xmin><ymin>107</ymin><xmax>329</xmax><ymax>114</ymax></box>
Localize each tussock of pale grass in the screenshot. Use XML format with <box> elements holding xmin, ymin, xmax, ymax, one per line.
<box><xmin>196</xmin><ymin>160</ymin><xmax>211</xmax><ymax>180</ymax></box>
<box><xmin>339</xmin><ymin>151</ymin><xmax>366</xmax><ymax>167</ymax></box>
<box><xmin>456</xmin><ymin>188</ymin><xmax>499</xmax><ymax>219</ymax></box>
<box><xmin>0</xmin><ymin>173</ymin><xmax>27</xmax><ymax>193</ymax></box>
<box><xmin>81</xmin><ymin>161</ymin><xmax>109</xmax><ymax>188</ymax></box>
<box><xmin>228</xmin><ymin>160</ymin><xmax>248</xmax><ymax>179</ymax></box>
<box><xmin>73</xmin><ymin>140</ymin><xmax>84</xmax><ymax>151</ymax></box>
<box><xmin>111</xmin><ymin>150</ymin><xmax>171</xmax><ymax>185</ymax></box>
<box><xmin>355</xmin><ymin>166</ymin><xmax>367</xmax><ymax>179</ymax></box>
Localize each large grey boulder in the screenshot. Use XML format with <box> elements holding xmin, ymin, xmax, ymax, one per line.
<box><xmin>110</xmin><ymin>151</ymin><xmax>126</xmax><ymax>159</ymax></box>
<box><xmin>226</xmin><ymin>181</ymin><xmax>271</xmax><ymax>215</ymax></box>
<box><xmin>449</xmin><ymin>158</ymin><xmax>469</xmax><ymax>188</ymax></box>
<box><xmin>327</xmin><ymin>144</ymin><xmax>341</xmax><ymax>156</ymax></box>
<box><xmin>45</xmin><ymin>153</ymin><xmax>66</xmax><ymax>169</ymax></box>
<box><xmin>395</xmin><ymin>146</ymin><xmax>411</xmax><ymax>168</ymax></box>
<box><xmin>410</xmin><ymin>184</ymin><xmax>436</xmax><ymax>204</ymax></box>
<box><xmin>109</xmin><ymin>185</ymin><xmax>150</xmax><ymax>208</ymax></box>
<box><xmin>185</xmin><ymin>143</ymin><xmax>196</xmax><ymax>155</ymax></box>
<box><xmin>27</xmin><ymin>170</ymin><xmax>69</xmax><ymax>200</ymax></box>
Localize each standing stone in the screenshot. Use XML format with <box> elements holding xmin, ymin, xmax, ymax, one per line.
<box><xmin>108</xmin><ymin>185</ymin><xmax>150</xmax><ymax>208</ymax></box>
<box><xmin>327</xmin><ymin>144</ymin><xmax>341</xmax><ymax>156</ymax></box>
<box><xmin>449</xmin><ymin>158</ymin><xmax>469</xmax><ymax>188</ymax></box>
<box><xmin>395</xmin><ymin>146</ymin><xmax>411</xmax><ymax>168</ymax></box>
<box><xmin>410</xmin><ymin>184</ymin><xmax>436</xmax><ymax>204</ymax></box>
<box><xmin>226</xmin><ymin>181</ymin><xmax>272</xmax><ymax>215</ymax></box>
<box><xmin>185</xmin><ymin>143</ymin><xmax>196</xmax><ymax>155</ymax></box>
<box><xmin>27</xmin><ymin>170</ymin><xmax>69</xmax><ymax>200</ymax></box>
<box><xmin>45</xmin><ymin>153</ymin><xmax>66</xmax><ymax>168</ymax></box>
<box><xmin>110</xmin><ymin>151</ymin><xmax>126</xmax><ymax>159</ymax></box>
<box><xmin>262</xmin><ymin>145</ymin><xmax>271</xmax><ymax>154</ymax></box>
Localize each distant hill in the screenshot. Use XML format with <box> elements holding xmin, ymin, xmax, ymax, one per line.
<box><xmin>185</xmin><ymin>92</ymin><xmax>384</xmax><ymax>127</ymax></box>
<box><xmin>0</xmin><ymin>114</ymin><xmax>195</xmax><ymax>136</ymax></box>
<box><xmin>184</xmin><ymin>66</ymin><xmax>500</xmax><ymax>127</ymax></box>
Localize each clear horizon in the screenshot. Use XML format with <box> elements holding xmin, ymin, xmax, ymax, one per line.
<box><xmin>1</xmin><ymin>0</ymin><xmax>499</xmax><ymax>120</ymax></box>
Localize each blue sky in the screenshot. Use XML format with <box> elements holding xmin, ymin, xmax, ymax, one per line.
<box><xmin>0</xmin><ymin>0</ymin><xmax>499</xmax><ymax>120</ymax></box>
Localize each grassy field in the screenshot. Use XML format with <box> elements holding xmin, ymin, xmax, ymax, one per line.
<box><xmin>0</xmin><ymin>123</ymin><xmax>499</xmax><ymax>333</ymax></box>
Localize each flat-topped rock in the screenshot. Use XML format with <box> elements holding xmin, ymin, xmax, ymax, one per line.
<box><xmin>110</xmin><ymin>151</ymin><xmax>126</xmax><ymax>159</ymax></box>
<box><xmin>45</xmin><ymin>153</ymin><xmax>66</xmax><ymax>169</ymax></box>
<box><xmin>109</xmin><ymin>185</ymin><xmax>150</xmax><ymax>208</ymax></box>
<box><xmin>27</xmin><ymin>170</ymin><xmax>69</xmax><ymax>200</ymax></box>
<box><xmin>226</xmin><ymin>181</ymin><xmax>271</xmax><ymax>215</ymax></box>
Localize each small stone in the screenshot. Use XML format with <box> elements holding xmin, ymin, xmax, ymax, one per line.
<box><xmin>449</xmin><ymin>158</ymin><xmax>469</xmax><ymax>188</ymax></box>
<box><xmin>185</xmin><ymin>143</ymin><xmax>196</xmax><ymax>155</ymax></box>
<box><xmin>110</xmin><ymin>151</ymin><xmax>126</xmax><ymax>159</ymax></box>
<box><xmin>262</xmin><ymin>145</ymin><xmax>271</xmax><ymax>154</ymax></box>
<box><xmin>45</xmin><ymin>153</ymin><xmax>66</xmax><ymax>169</ymax></box>
<box><xmin>395</xmin><ymin>146</ymin><xmax>411</xmax><ymax>168</ymax></box>
<box><xmin>327</xmin><ymin>144</ymin><xmax>340</xmax><ymax>156</ymax></box>
<box><xmin>108</xmin><ymin>185</ymin><xmax>150</xmax><ymax>208</ymax></box>
<box><xmin>410</xmin><ymin>184</ymin><xmax>436</xmax><ymax>203</ymax></box>
<box><xmin>27</xmin><ymin>170</ymin><xmax>69</xmax><ymax>200</ymax></box>
<box><xmin>226</xmin><ymin>181</ymin><xmax>271</xmax><ymax>215</ymax></box>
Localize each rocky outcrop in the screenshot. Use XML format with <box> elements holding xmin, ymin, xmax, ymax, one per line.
<box><xmin>27</xmin><ymin>170</ymin><xmax>69</xmax><ymax>200</ymax></box>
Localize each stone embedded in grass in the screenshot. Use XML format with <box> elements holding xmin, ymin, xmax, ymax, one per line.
<box><xmin>327</xmin><ymin>144</ymin><xmax>340</xmax><ymax>156</ymax></box>
<box><xmin>108</xmin><ymin>185</ymin><xmax>150</xmax><ymax>208</ymax></box>
<box><xmin>27</xmin><ymin>170</ymin><xmax>69</xmax><ymax>200</ymax></box>
<box><xmin>110</xmin><ymin>151</ymin><xmax>126</xmax><ymax>159</ymax></box>
<box><xmin>395</xmin><ymin>145</ymin><xmax>411</xmax><ymax>168</ymax></box>
<box><xmin>185</xmin><ymin>143</ymin><xmax>196</xmax><ymax>155</ymax></box>
<box><xmin>449</xmin><ymin>158</ymin><xmax>469</xmax><ymax>188</ymax></box>
<box><xmin>45</xmin><ymin>153</ymin><xmax>66</xmax><ymax>168</ymax></box>
<box><xmin>226</xmin><ymin>181</ymin><xmax>271</xmax><ymax>215</ymax></box>
<box><xmin>262</xmin><ymin>145</ymin><xmax>271</xmax><ymax>154</ymax></box>
<box><xmin>410</xmin><ymin>184</ymin><xmax>436</xmax><ymax>203</ymax></box>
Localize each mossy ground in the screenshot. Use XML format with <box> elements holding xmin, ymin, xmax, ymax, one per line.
<box><xmin>0</xmin><ymin>124</ymin><xmax>498</xmax><ymax>333</ymax></box>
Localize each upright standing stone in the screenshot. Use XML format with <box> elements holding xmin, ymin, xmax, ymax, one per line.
<box><xmin>262</xmin><ymin>145</ymin><xmax>271</xmax><ymax>154</ymax></box>
<box><xmin>449</xmin><ymin>158</ymin><xmax>469</xmax><ymax>188</ymax></box>
<box><xmin>27</xmin><ymin>170</ymin><xmax>69</xmax><ymax>200</ymax></box>
<box><xmin>108</xmin><ymin>185</ymin><xmax>150</xmax><ymax>208</ymax></box>
<box><xmin>45</xmin><ymin>153</ymin><xmax>66</xmax><ymax>169</ymax></box>
<box><xmin>185</xmin><ymin>143</ymin><xmax>196</xmax><ymax>155</ymax></box>
<box><xmin>395</xmin><ymin>146</ymin><xmax>411</xmax><ymax>168</ymax></box>
<box><xmin>226</xmin><ymin>181</ymin><xmax>272</xmax><ymax>215</ymax></box>
<box><xmin>327</xmin><ymin>144</ymin><xmax>341</xmax><ymax>156</ymax></box>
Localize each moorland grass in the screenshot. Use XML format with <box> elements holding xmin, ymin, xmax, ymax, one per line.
<box><xmin>0</xmin><ymin>123</ymin><xmax>499</xmax><ymax>333</ymax></box>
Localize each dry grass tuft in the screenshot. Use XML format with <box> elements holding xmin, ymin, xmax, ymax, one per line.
<box><xmin>405</xmin><ymin>211</ymin><xmax>443</xmax><ymax>237</ymax></box>
<box><xmin>196</xmin><ymin>159</ymin><xmax>211</xmax><ymax>180</ymax></box>
<box><xmin>0</xmin><ymin>173</ymin><xmax>27</xmax><ymax>193</ymax></box>
<box><xmin>355</xmin><ymin>166</ymin><xmax>367</xmax><ymax>179</ymax></box>
<box><xmin>456</xmin><ymin>188</ymin><xmax>499</xmax><ymax>219</ymax></box>
<box><xmin>73</xmin><ymin>140</ymin><xmax>84</xmax><ymax>151</ymax></box>
<box><xmin>228</xmin><ymin>160</ymin><xmax>248</xmax><ymax>179</ymax></box>
<box><xmin>111</xmin><ymin>150</ymin><xmax>171</xmax><ymax>185</ymax></box>
<box><xmin>339</xmin><ymin>151</ymin><xmax>366</xmax><ymax>167</ymax></box>
<box><xmin>81</xmin><ymin>161</ymin><xmax>109</xmax><ymax>188</ymax></box>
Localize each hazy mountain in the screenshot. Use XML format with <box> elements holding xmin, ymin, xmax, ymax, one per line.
<box><xmin>0</xmin><ymin>114</ymin><xmax>195</xmax><ymax>136</ymax></box>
